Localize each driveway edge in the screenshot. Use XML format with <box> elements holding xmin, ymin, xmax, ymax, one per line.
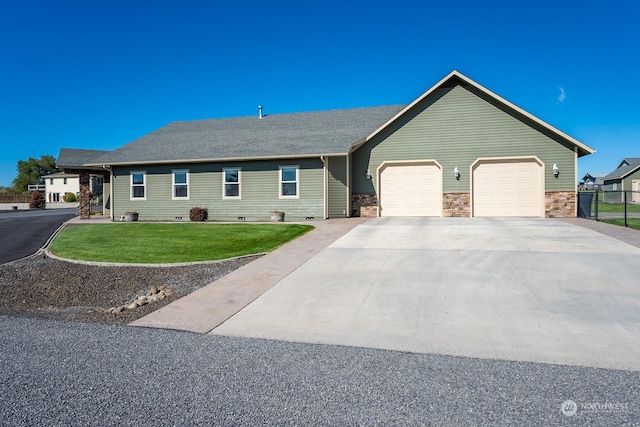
<box><xmin>129</xmin><ymin>218</ymin><xmax>369</xmax><ymax>333</ymax></box>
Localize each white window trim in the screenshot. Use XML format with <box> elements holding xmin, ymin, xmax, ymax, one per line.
<box><xmin>172</xmin><ymin>169</ymin><xmax>190</xmax><ymax>200</ymax></box>
<box><xmin>279</xmin><ymin>165</ymin><xmax>300</xmax><ymax>199</ymax></box>
<box><xmin>130</xmin><ymin>170</ymin><xmax>146</xmax><ymax>200</ymax></box>
<box><xmin>222</xmin><ymin>168</ymin><xmax>242</xmax><ymax>200</ymax></box>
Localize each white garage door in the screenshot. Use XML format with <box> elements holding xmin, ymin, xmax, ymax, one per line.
<box><xmin>473</xmin><ymin>160</ymin><xmax>542</xmax><ymax>217</ymax></box>
<box><xmin>380</xmin><ymin>163</ymin><xmax>441</xmax><ymax>216</ymax></box>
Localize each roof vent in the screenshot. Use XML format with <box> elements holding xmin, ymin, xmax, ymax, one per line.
<box><xmin>258</xmin><ymin>105</ymin><xmax>263</xmax><ymax>119</ymax></box>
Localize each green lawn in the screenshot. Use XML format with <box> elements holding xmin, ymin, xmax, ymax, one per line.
<box><xmin>593</xmin><ymin>202</ymin><xmax>640</xmax><ymax>213</ymax></box>
<box><xmin>600</xmin><ymin>218</ymin><xmax>640</xmax><ymax>231</ymax></box>
<box><xmin>49</xmin><ymin>223</ymin><xmax>314</xmax><ymax>263</ymax></box>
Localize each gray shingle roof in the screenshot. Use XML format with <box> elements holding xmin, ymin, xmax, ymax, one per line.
<box><xmin>90</xmin><ymin>106</ymin><xmax>406</xmax><ymax>166</ymax></box>
<box><xmin>44</xmin><ymin>172</ymin><xmax>79</xmax><ymax>179</ymax></box>
<box><xmin>57</xmin><ymin>148</ymin><xmax>111</xmax><ymax>169</ymax></box>
<box><xmin>603</xmin><ymin>158</ymin><xmax>640</xmax><ymax>180</ymax></box>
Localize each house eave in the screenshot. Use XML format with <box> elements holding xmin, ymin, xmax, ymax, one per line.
<box><xmin>86</xmin><ymin>152</ymin><xmax>350</xmax><ymax>167</ymax></box>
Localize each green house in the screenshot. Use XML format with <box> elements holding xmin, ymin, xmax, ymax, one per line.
<box><xmin>57</xmin><ymin>71</ymin><xmax>595</xmax><ymax>221</ymax></box>
<box><xmin>602</xmin><ymin>158</ymin><xmax>640</xmax><ymax>203</ymax></box>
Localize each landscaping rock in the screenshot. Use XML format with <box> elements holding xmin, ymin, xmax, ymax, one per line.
<box><xmin>0</xmin><ymin>253</ymin><xmax>262</xmax><ymax>325</ymax></box>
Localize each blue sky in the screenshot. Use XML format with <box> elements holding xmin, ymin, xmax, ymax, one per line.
<box><xmin>1</xmin><ymin>0</ymin><xmax>638</xmax><ymax>187</ymax></box>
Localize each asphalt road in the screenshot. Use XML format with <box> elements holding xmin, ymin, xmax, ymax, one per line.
<box><xmin>0</xmin><ymin>209</ymin><xmax>77</xmax><ymax>264</ymax></box>
<box><xmin>1</xmin><ymin>317</ymin><xmax>639</xmax><ymax>426</ymax></box>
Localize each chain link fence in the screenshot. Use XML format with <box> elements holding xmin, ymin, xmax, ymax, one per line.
<box><xmin>577</xmin><ymin>190</ymin><xmax>640</xmax><ymax>227</ymax></box>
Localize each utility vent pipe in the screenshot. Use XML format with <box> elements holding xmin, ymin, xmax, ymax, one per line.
<box><xmin>258</xmin><ymin>105</ymin><xmax>263</xmax><ymax>119</ymax></box>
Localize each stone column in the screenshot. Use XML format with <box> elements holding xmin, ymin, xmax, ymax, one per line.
<box><xmin>79</xmin><ymin>170</ymin><xmax>91</xmax><ymax>219</ymax></box>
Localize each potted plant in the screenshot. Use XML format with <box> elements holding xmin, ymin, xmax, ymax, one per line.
<box><xmin>270</xmin><ymin>210</ymin><xmax>285</xmax><ymax>222</ymax></box>
<box><xmin>123</xmin><ymin>210</ymin><xmax>139</xmax><ymax>222</ymax></box>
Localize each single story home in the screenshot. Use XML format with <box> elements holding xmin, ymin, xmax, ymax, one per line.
<box><xmin>602</xmin><ymin>158</ymin><xmax>640</xmax><ymax>203</ymax></box>
<box><xmin>57</xmin><ymin>70</ymin><xmax>595</xmax><ymax>221</ymax></box>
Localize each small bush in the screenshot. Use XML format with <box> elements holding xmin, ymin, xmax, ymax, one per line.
<box><xmin>29</xmin><ymin>190</ymin><xmax>46</xmax><ymax>209</ymax></box>
<box><xmin>63</xmin><ymin>192</ymin><xmax>77</xmax><ymax>202</ymax></box>
<box><xmin>189</xmin><ymin>207</ymin><xmax>208</xmax><ymax>222</ymax></box>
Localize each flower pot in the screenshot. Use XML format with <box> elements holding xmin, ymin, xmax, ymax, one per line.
<box><xmin>270</xmin><ymin>212</ymin><xmax>285</xmax><ymax>222</ymax></box>
<box><xmin>123</xmin><ymin>213</ymin><xmax>138</xmax><ymax>222</ymax></box>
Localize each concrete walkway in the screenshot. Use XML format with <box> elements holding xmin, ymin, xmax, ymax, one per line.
<box><xmin>557</xmin><ymin>217</ymin><xmax>640</xmax><ymax>248</ymax></box>
<box><xmin>130</xmin><ymin>218</ymin><xmax>368</xmax><ymax>333</ymax></box>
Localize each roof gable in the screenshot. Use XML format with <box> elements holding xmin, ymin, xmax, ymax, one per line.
<box><xmin>360</xmin><ymin>70</ymin><xmax>595</xmax><ymax>157</ymax></box>
<box><xmin>604</xmin><ymin>157</ymin><xmax>640</xmax><ymax>180</ymax></box>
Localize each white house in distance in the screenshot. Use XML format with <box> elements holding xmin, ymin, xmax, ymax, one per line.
<box><xmin>43</xmin><ymin>172</ymin><xmax>103</xmax><ymax>203</ymax></box>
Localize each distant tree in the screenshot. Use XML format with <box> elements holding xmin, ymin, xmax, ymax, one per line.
<box><xmin>12</xmin><ymin>155</ymin><xmax>58</xmax><ymax>193</ymax></box>
<box><xmin>29</xmin><ymin>190</ymin><xmax>46</xmax><ymax>209</ymax></box>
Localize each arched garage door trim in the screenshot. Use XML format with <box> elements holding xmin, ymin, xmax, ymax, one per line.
<box><xmin>471</xmin><ymin>156</ymin><xmax>545</xmax><ymax>218</ymax></box>
<box><xmin>376</xmin><ymin>160</ymin><xmax>443</xmax><ymax>217</ymax></box>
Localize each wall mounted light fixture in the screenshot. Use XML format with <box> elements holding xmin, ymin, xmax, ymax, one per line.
<box><xmin>553</xmin><ymin>163</ymin><xmax>559</xmax><ymax>178</ymax></box>
<box><xmin>454</xmin><ymin>167</ymin><xmax>460</xmax><ymax>180</ymax></box>
<box><xmin>365</xmin><ymin>169</ymin><xmax>372</xmax><ymax>180</ymax></box>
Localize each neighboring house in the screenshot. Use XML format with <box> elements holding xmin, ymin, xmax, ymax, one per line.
<box><xmin>580</xmin><ymin>173</ymin><xmax>605</xmax><ymax>190</ymax></box>
<box><xmin>43</xmin><ymin>172</ymin><xmax>104</xmax><ymax>203</ymax></box>
<box><xmin>57</xmin><ymin>70</ymin><xmax>595</xmax><ymax>221</ymax></box>
<box><xmin>602</xmin><ymin>158</ymin><xmax>640</xmax><ymax>203</ymax></box>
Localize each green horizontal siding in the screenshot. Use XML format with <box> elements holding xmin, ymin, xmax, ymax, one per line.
<box><xmin>352</xmin><ymin>85</ymin><xmax>576</xmax><ymax>194</ymax></box>
<box><xmin>623</xmin><ymin>169</ymin><xmax>640</xmax><ymax>191</ymax></box>
<box><xmin>112</xmin><ymin>158</ymin><xmax>324</xmax><ymax>221</ymax></box>
<box><xmin>327</xmin><ymin>156</ymin><xmax>348</xmax><ymax>218</ymax></box>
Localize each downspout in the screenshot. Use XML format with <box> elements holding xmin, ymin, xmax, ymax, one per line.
<box><xmin>575</xmin><ymin>146</ymin><xmax>578</xmax><ymax>217</ymax></box>
<box><xmin>346</xmin><ymin>153</ymin><xmax>350</xmax><ymax>217</ymax></box>
<box><xmin>320</xmin><ymin>156</ymin><xmax>328</xmax><ymax>219</ymax></box>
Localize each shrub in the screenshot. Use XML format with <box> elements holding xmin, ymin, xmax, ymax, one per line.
<box><xmin>63</xmin><ymin>192</ymin><xmax>77</xmax><ymax>202</ymax></box>
<box><xmin>29</xmin><ymin>190</ymin><xmax>46</xmax><ymax>209</ymax></box>
<box><xmin>189</xmin><ymin>207</ymin><xmax>208</xmax><ymax>222</ymax></box>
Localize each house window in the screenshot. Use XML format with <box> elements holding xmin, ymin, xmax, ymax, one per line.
<box><xmin>63</xmin><ymin>178</ymin><xmax>67</xmax><ymax>185</ymax></box>
<box><xmin>279</xmin><ymin>166</ymin><xmax>299</xmax><ymax>199</ymax></box>
<box><xmin>130</xmin><ymin>171</ymin><xmax>146</xmax><ymax>200</ymax></box>
<box><xmin>50</xmin><ymin>178</ymin><xmax>54</xmax><ymax>185</ymax></box>
<box><xmin>223</xmin><ymin>168</ymin><xmax>241</xmax><ymax>199</ymax></box>
<box><xmin>172</xmin><ymin>170</ymin><xmax>189</xmax><ymax>199</ymax></box>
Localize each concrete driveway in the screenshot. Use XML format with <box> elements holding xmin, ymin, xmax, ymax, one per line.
<box><xmin>213</xmin><ymin>217</ymin><xmax>640</xmax><ymax>371</ymax></box>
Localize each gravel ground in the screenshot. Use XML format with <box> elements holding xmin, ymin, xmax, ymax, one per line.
<box><xmin>0</xmin><ymin>253</ymin><xmax>260</xmax><ymax>325</ymax></box>
<box><xmin>1</xmin><ymin>316</ymin><xmax>639</xmax><ymax>425</ymax></box>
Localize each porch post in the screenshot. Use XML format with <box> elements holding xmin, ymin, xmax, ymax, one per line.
<box><xmin>79</xmin><ymin>170</ymin><xmax>91</xmax><ymax>219</ymax></box>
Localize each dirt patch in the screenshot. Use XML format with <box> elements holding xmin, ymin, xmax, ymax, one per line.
<box><xmin>0</xmin><ymin>253</ymin><xmax>260</xmax><ymax>325</ymax></box>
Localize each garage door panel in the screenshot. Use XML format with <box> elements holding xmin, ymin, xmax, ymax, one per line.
<box><xmin>380</xmin><ymin>163</ymin><xmax>441</xmax><ymax>217</ymax></box>
<box><xmin>473</xmin><ymin>160</ymin><xmax>542</xmax><ymax>217</ymax></box>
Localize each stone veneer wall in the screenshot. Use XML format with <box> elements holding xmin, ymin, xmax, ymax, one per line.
<box><xmin>545</xmin><ymin>191</ymin><xmax>576</xmax><ymax>218</ymax></box>
<box><xmin>353</xmin><ymin>191</ymin><xmax>576</xmax><ymax>218</ymax></box>
<box><xmin>352</xmin><ymin>194</ymin><xmax>378</xmax><ymax>218</ymax></box>
<box><xmin>443</xmin><ymin>193</ymin><xmax>471</xmax><ymax>217</ymax></box>
<box><xmin>79</xmin><ymin>170</ymin><xmax>91</xmax><ymax>220</ymax></box>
